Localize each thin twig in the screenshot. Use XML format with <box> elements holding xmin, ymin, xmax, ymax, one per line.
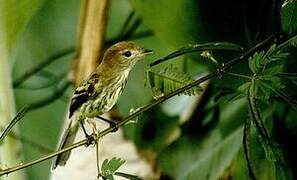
<box><xmin>96</xmin><ymin>141</ymin><xmax>100</xmax><ymax>178</ymax></box>
<box><xmin>0</xmin><ymin>106</ymin><xmax>29</xmax><ymax>143</ymax></box>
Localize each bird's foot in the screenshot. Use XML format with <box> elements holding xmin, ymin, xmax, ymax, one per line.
<box><xmin>80</xmin><ymin>121</ymin><xmax>94</xmax><ymax>146</ymax></box>
<box><xmin>85</xmin><ymin>134</ymin><xmax>95</xmax><ymax>147</ymax></box>
<box><xmin>96</xmin><ymin>116</ymin><xmax>119</xmax><ymax>133</ymax></box>
<box><xmin>109</xmin><ymin>121</ymin><xmax>118</xmax><ymax>133</ymax></box>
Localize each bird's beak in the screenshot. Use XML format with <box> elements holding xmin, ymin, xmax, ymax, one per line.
<box><xmin>141</xmin><ymin>49</ymin><xmax>153</xmax><ymax>56</ymax></box>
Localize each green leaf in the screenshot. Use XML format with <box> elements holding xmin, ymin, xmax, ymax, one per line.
<box><xmin>102</xmin><ymin>157</ymin><xmax>126</xmax><ymax>174</ymax></box>
<box><xmin>248</xmin><ymin>44</ymin><xmax>288</xmax><ymax>75</ymax></box>
<box><xmin>248</xmin><ymin>51</ymin><xmax>265</xmax><ymax>74</ymax></box>
<box><xmin>158</xmin><ymin>127</ymin><xmax>243</xmax><ymax>180</ymax></box>
<box><xmin>101</xmin><ymin>157</ymin><xmax>126</xmax><ymax>179</ymax></box>
<box><xmin>247</xmin><ymin>83</ymin><xmax>293</xmax><ymax>179</ymax></box>
<box><xmin>281</xmin><ymin>1</ymin><xmax>297</xmax><ymax>34</ymax></box>
<box><xmin>246</xmin><ymin>113</ymin><xmax>293</xmax><ymax>180</ymax></box>
<box><xmin>259</xmin><ymin>79</ymin><xmax>297</xmax><ymax>109</ymax></box>
<box><xmin>249</xmin><ymin>76</ymin><xmax>285</xmax><ymax>102</ymax></box>
<box><xmin>146</xmin><ymin>65</ymin><xmax>203</xmax><ymax>99</ymax></box>
<box><xmin>238</xmin><ymin>82</ymin><xmax>251</xmax><ymax>94</ymax></box>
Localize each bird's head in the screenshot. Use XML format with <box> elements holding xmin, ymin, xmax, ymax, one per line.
<box><xmin>101</xmin><ymin>41</ymin><xmax>153</xmax><ymax>70</ymax></box>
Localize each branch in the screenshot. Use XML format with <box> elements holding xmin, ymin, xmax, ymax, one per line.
<box><xmin>0</xmin><ymin>35</ymin><xmax>274</xmax><ymax>176</ymax></box>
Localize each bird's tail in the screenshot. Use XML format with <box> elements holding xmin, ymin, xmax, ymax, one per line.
<box><xmin>51</xmin><ymin>117</ymin><xmax>79</xmax><ymax>170</ymax></box>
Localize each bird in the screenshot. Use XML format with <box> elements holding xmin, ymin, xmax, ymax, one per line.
<box><xmin>52</xmin><ymin>41</ymin><xmax>152</xmax><ymax>169</ymax></box>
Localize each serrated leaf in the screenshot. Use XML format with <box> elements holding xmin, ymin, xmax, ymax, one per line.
<box><xmin>248</xmin><ymin>44</ymin><xmax>288</xmax><ymax>75</ymax></box>
<box><xmin>146</xmin><ymin>65</ymin><xmax>203</xmax><ymax>99</ymax></box>
<box><xmin>248</xmin><ymin>51</ymin><xmax>265</xmax><ymax>74</ymax></box>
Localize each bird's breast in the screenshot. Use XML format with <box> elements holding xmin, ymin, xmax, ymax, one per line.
<box><xmin>80</xmin><ymin>74</ymin><xmax>128</xmax><ymax>118</ymax></box>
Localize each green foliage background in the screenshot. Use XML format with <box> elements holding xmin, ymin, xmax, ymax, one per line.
<box><xmin>0</xmin><ymin>0</ymin><xmax>296</xmax><ymax>180</ymax></box>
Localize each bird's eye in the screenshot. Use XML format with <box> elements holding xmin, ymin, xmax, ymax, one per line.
<box><xmin>123</xmin><ymin>51</ymin><xmax>132</xmax><ymax>58</ymax></box>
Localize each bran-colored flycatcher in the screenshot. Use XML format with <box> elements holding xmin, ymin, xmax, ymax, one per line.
<box><xmin>52</xmin><ymin>41</ymin><xmax>152</xmax><ymax>169</ymax></box>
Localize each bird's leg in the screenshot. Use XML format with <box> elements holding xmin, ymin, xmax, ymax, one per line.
<box><xmin>96</xmin><ymin>116</ymin><xmax>118</xmax><ymax>132</ymax></box>
<box><xmin>79</xmin><ymin>120</ymin><xmax>94</xmax><ymax>146</ymax></box>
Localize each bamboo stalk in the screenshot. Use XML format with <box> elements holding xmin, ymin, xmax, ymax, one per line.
<box><xmin>71</xmin><ymin>0</ymin><xmax>109</xmax><ymax>86</ymax></box>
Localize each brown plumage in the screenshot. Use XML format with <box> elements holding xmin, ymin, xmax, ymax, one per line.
<box><xmin>52</xmin><ymin>41</ymin><xmax>152</xmax><ymax>170</ymax></box>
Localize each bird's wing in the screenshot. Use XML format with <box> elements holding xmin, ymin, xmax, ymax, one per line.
<box><xmin>69</xmin><ymin>73</ymin><xmax>100</xmax><ymax>118</ymax></box>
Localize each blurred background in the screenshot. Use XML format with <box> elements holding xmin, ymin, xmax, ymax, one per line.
<box><xmin>0</xmin><ymin>0</ymin><xmax>296</xmax><ymax>180</ymax></box>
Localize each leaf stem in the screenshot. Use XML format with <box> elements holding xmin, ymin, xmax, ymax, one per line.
<box><xmin>247</xmin><ymin>78</ymin><xmax>271</xmax><ymax>141</ymax></box>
